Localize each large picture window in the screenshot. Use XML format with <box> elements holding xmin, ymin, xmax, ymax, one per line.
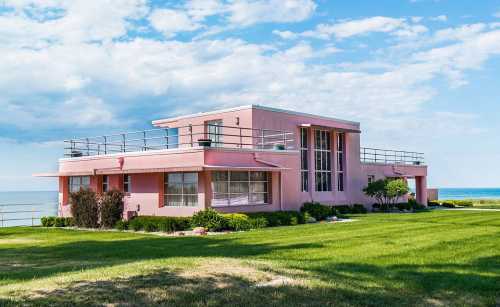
<box><xmin>315</xmin><ymin>130</ymin><xmax>332</xmax><ymax>191</ymax></box>
<box><xmin>300</xmin><ymin>127</ymin><xmax>309</xmax><ymax>192</ymax></box>
<box><xmin>337</xmin><ymin>133</ymin><xmax>345</xmax><ymax>191</ymax></box>
<box><xmin>69</xmin><ymin>176</ymin><xmax>90</xmax><ymax>193</ymax></box>
<box><xmin>212</xmin><ymin>171</ymin><xmax>270</xmax><ymax>206</ymax></box>
<box><xmin>164</xmin><ymin>173</ymin><xmax>198</xmax><ymax>207</ymax></box>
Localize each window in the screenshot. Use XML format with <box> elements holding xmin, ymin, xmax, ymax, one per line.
<box><xmin>368</xmin><ymin>175</ymin><xmax>375</xmax><ymax>184</ymax></box>
<box><xmin>300</xmin><ymin>127</ymin><xmax>309</xmax><ymax>192</ymax></box>
<box><xmin>123</xmin><ymin>174</ymin><xmax>131</xmax><ymax>193</ymax></box>
<box><xmin>164</xmin><ymin>173</ymin><xmax>198</xmax><ymax>206</ymax></box>
<box><xmin>206</xmin><ymin>120</ymin><xmax>223</xmax><ymax>147</ymax></box>
<box><xmin>165</xmin><ymin>127</ymin><xmax>179</xmax><ymax>149</ymax></box>
<box><xmin>212</xmin><ymin>171</ymin><xmax>270</xmax><ymax>206</ymax></box>
<box><xmin>315</xmin><ymin>130</ymin><xmax>332</xmax><ymax>191</ymax></box>
<box><xmin>102</xmin><ymin>175</ymin><xmax>109</xmax><ymax>192</ymax></box>
<box><xmin>69</xmin><ymin>176</ymin><xmax>90</xmax><ymax>193</ymax></box>
<box><xmin>337</xmin><ymin>133</ymin><xmax>345</xmax><ymax>191</ymax></box>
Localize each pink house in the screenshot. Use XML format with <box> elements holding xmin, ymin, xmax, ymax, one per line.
<box><xmin>38</xmin><ymin>105</ymin><xmax>428</xmax><ymax>217</ymax></box>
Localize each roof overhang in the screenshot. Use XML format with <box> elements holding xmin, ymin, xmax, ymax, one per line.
<box><xmin>203</xmin><ymin>165</ymin><xmax>289</xmax><ymax>172</ymax></box>
<box><xmin>300</xmin><ymin>123</ymin><xmax>361</xmax><ymax>133</ymax></box>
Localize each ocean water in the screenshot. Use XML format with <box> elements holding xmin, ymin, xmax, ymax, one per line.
<box><xmin>0</xmin><ymin>191</ymin><xmax>58</xmax><ymax>227</ymax></box>
<box><xmin>438</xmin><ymin>188</ymin><xmax>500</xmax><ymax>200</ymax></box>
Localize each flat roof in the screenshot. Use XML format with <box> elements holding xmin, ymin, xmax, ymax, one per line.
<box><xmin>152</xmin><ymin>104</ymin><xmax>360</xmax><ymax>127</ymax></box>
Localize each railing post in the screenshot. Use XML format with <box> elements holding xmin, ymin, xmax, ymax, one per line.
<box><xmin>283</xmin><ymin>131</ymin><xmax>286</xmax><ymax>149</ymax></box>
<box><xmin>104</xmin><ymin>136</ymin><xmax>107</xmax><ymax>155</ymax></box>
<box><xmin>239</xmin><ymin>128</ymin><xmax>243</xmax><ymax>148</ymax></box>
<box><xmin>0</xmin><ymin>207</ymin><xmax>3</xmax><ymax>228</ymax></box>
<box><xmin>143</xmin><ymin>131</ymin><xmax>147</xmax><ymax>151</ymax></box>
<box><xmin>261</xmin><ymin>129</ymin><xmax>265</xmax><ymax>149</ymax></box>
<box><xmin>122</xmin><ymin>134</ymin><xmax>126</xmax><ymax>153</ymax></box>
<box><xmin>70</xmin><ymin>140</ymin><xmax>75</xmax><ymax>156</ymax></box>
<box><xmin>164</xmin><ymin>128</ymin><xmax>169</xmax><ymax>149</ymax></box>
<box><xmin>86</xmin><ymin>138</ymin><xmax>90</xmax><ymax>156</ymax></box>
<box><xmin>31</xmin><ymin>207</ymin><xmax>34</xmax><ymax>227</ymax></box>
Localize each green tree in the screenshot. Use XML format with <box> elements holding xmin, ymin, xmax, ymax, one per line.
<box><xmin>363</xmin><ymin>178</ymin><xmax>409</xmax><ymax>208</ymax></box>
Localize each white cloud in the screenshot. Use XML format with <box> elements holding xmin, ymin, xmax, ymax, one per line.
<box><xmin>272</xmin><ymin>30</ymin><xmax>298</xmax><ymax>39</ymax></box>
<box><xmin>494</xmin><ymin>11</ymin><xmax>500</xmax><ymax>18</ymax></box>
<box><xmin>430</xmin><ymin>15</ymin><xmax>448</xmax><ymax>22</ymax></box>
<box><xmin>227</xmin><ymin>0</ymin><xmax>316</xmax><ymax>26</ymax></box>
<box><xmin>149</xmin><ymin>9</ymin><xmax>201</xmax><ymax>37</ymax></box>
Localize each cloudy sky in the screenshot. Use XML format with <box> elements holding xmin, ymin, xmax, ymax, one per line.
<box><xmin>1</xmin><ymin>0</ymin><xmax>499</xmax><ymax>191</ymax></box>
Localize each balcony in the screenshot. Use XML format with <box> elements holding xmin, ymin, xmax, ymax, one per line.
<box><xmin>64</xmin><ymin>124</ymin><xmax>296</xmax><ymax>158</ymax></box>
<box><xmin>360</xmin><ymin>147</ymin><xmax>425</xmax><ymax>166</ymax></box>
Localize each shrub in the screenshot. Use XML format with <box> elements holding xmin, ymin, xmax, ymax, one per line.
<box><xmin>99</xmin><ymin>189</ymin><xmax>124</xmax><ymax>228</ymax></box>
<box><xmin>248</xmin><ymin>217</ymin><xmax>268</xmax><ymax>229</ymax></box>
<box><xmin>41</xmin><ymin>216</ymin><xmax>56</xmax><ymax>227</ymax></box>
<box><xmin>54</xmin><ymin>217</ymin><xmax>66</xmax><ymax>227</ymax></box>
<box><xmin>128</xmin><ymin>216</ymin><xmax>192</xmax><ymax>233</ymax></box>
<box><xmin>70</xmin><ymin>189</ymin><xmax>99</xmax><ymax>228</ymax></box>
<box><xmin>395</xmin><ymin>203</ymin><xmax>411</xmax><ymax>211</ymax></box>
<box><xmin>301</xmin><ymin>202</ymin><xmax>332</xmax><ymax>221</ymax></box>
<box><xmin>115</xmin><ymin>220</ymin><xmax>129</xmax><ymax>231</ymax></box>
<box><xmin>191</xmin><ymin>209</ymin><xmax>227</xmax><ymax>231</ymax></box>
<box><xmin>223</xmin><ymin>213</ymin><xmax>252</xmax><ymax>231</ymax></box>
<box><xmin>64</xmin><ymin>217</ymin><xmax>74</xmax><ymax>227</ymax></box>
<box><xmin>428</xmin><ymin>200</ymin><xmax>441</xmax><ymax>207</ymax></box>
<box><xmin>441</xmin><ymin>201</ymin><xmax>455</xmax><ymax>208</ymax></box>
<box><xmin>351</xmin><ymin>204</ymin><xmax>368</xmax><ymax>214</ymax></box>
<box><xmin>451</xmin><ymin>200</ymin><xmax>473</xmax><ymax>207</ymax></box>
<box><xmin>333</xmin><ymin>205</ymin><xmax>351</xmax><ymax>214</ymax></box>
<box><xmin>247</xmin><ymin>211</ymin><xmax>305</xmax><ymax>227</ymax></box>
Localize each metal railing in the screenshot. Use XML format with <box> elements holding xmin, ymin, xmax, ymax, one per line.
<box><xmin>0</xmin><ymin>203</ymin><xmax>57</xmax><ymax>227</ymax></box>
<box><xmin>64</xmin><ymin>124</ymin><xmax>296</xmax><ymax>157</ymax></box>
<box><xmin>360</xmin><ymin>147</ymin><xmax>425</xmax><ymax>165</ymax></box>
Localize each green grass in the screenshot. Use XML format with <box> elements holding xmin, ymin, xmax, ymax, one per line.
<box><xmin>0</xmin><ymin>211</ymin><xmax>499</xmax><ymax>306</ymax></box>
<box><xmin>469</xmin><ymin>199</ymin><xmax>500</xmax><ymax>209</ymax></box>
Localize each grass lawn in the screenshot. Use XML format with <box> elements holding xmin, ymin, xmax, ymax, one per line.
<box><xmin>0</xmin><ymin>211</ymin><xmax>499</xmax><ymax>306</ymax></box>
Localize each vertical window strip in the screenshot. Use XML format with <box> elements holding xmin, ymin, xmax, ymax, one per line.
<box><xmin>314</xmin><ymin>130</ymin><xmax>332</xmax><ymax>192</ymax></box>
<box><xmin>300</xmin><ymin>127</ymin><xmax>309</xmax><ymax>192</ymax></box>
<box><xmin>102</xmin><ymin>175</ymin><xmax>109</xmax><ymax>192</ymax></box>
<box><xmin>337</xmin><ymin>133</ymin><xmax>345</xmax><ymax>191</ymax></box>
<box><xmin>123</xmin><ymin>174</ymin><xmax>131</xmax><ymax>193</ymax></box>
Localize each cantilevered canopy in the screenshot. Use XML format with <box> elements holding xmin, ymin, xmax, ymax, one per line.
<box><xmin>300</xmin><ymin>123</ymin><xmax>361</xmax><ymax>133</ymax></box>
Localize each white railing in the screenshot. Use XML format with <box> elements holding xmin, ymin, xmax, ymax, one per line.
<box><xmin>0</xmin><ymin>203</ymin><xmax>57</xmax><ymax>227</ymax></box>
<box><xmin>64</xmin><ymin>124</ymin><xmax>296</xmax><ymax>157</ymax></box>
<box><xmin>360</xmin><ymin>147</ymin><xmax>425</xmax><ymax>165</ymax></box>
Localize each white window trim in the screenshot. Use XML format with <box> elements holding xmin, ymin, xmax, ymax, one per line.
<box><xmin>211</xmin><ymin>171</ymin><xmax>271</xmax><ymax>207</ymax></box>
<box><xmin>164</xmin><ymin>172</ymin><xmax>199</xmax><ymax>207</ymax></box>
<box><xmin>315</xmin><ymin>130</ymin><xmax>332</xmax><ymax>192</ymax></box>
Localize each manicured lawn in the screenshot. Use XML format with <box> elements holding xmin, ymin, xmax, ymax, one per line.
<box><xmin>0</xmin><ymin>211</ymin><xmax>499</xmax><ymax>306</ymax></box>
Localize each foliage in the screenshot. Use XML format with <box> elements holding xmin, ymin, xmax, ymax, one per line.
<box><xmin>301</xmin><ymin>202</ymin><xmax>333</xmax><ymax>220</ymax></box>
<box><xmin>99</xmin><ymin>189</ymin><xmax>125</xmax><ymax>228</ymax></box>
<box><xmin>128</xmin><ymin>216</ymin><xmax>191</xmax><ymax>233</ymax></box>
<box><xmin>41</xmin><ymin>217</ymin><xmax>73</xmax><ymax>227</ymax></box>
<box><xmin>247</xmin><ymin>216</ymin><xmax>268</xmax><ymax>229</ymax></box>
<box><xmin>427</xmin><ymin>200</ymin><xmax>474</xmax><ymax>208</ymax></box>
<box><xmin>363</xmin><ymin>179</ymin><xmax>410</xmax><ymax>208</ymax></box>
<box><xmin>351</xmin><ymin>204</ymin><xmax>368</xmax><ymax>214</ymax></box>
<box><xmin>191</xmin><ymin>209</ymin><xmax>228</xmax><ymax>231</ymax></box>
<box><xmin>428</xmin><ymin>200</ymin><xmax>441</xmax><ymax>207</ymax></box>
<box><xmin>70</xmin><ymin>189</ymin><xmax>99</xmax><ymax>228</ymax></box>
<box><xmin>246</xmin><ymin>211</ymin><xmax>305</xmax><ymax>227</ymax></box>
<box><xmin>223</xmin><ymin>213</ymin><xmax>252</xmax><ymax>231</ymax></box>
<box><xmin>114</xmin><ymin>220</ymin><xmax>129</xmax><ymax>231</ymax></box>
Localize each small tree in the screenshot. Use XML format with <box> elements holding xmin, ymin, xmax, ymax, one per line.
<box><xmin>70</xmin><ymin>189</ymin><xmax>99</xmax><ymax>228</ymax></box>
<box><xmin>100</xmin><ymin>189</ymin><xmax>124</xmax><ymax>228</ymax></box>
<box><xmin>363</xmin><ymin>178</ymin><xmax>409</xmax><ymax>208</ymax></box>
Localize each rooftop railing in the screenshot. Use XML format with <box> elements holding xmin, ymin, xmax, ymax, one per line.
<box><xmin>360</xmin><ymin>147</ymin><xmax>425</xmax><ymax>165</ymax></box>
<box><xmin>64</xmin><ymin>124</ymin><xmax>296</xmax><ymax>157</ymax></box>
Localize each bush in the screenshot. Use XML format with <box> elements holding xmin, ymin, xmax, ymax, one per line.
<box><xmin>223</xmin><ymin>213</ymin><xmax>252</xmax><ymax>231</ymax></box>
<box><xmin>428</xmin><ymin>200</ymin><xmax>441</xmax><ymax>207</ymax></box>
<box><xmin>395</xmin><ymin>203</ymin><xmax>411</xmax><ymax>211</ymax></box>
<box><xmin>191</xmin><ymin>209</ymin><xmax>227</xmax><ymax>231</ymax></box>
<box><xmin>70</xmin><ymin>189</ymin><xmax>99</xmax><ymax>228</ymax></box>
<box><xmin>301</xmin><ymin>202</ymin><xmax>332</xmax><ymax>221</ymax></box>
<box><xmin>247</xmin><ymin>211</ymin><xmax>305</xmax><ymax>227</ymax></box>
<box><xmin>351</xmin><ymin>204</ymin><xmax>368</xmax><ymax>214</ymax></box>
<box><xmin>248</xmin><ymin>216</ymin><xmax>268</xmax><ymax>229</ymax></box>
<box><xmin>441</xmin><ymin>201</ymin><xmax>455</xmax><ymax>208</ymax></box>
<box><xmin>333</xmin><ymin>205</ymin><xmax>351</xmax><ymax>214</ymax></box>
<box><xmin>128</xmin><ymin>216</ymin><xmax>192</xmax><ymax>232</ymax></box>
<box><xmin>54</xmin><ymin>217</ymin><xmax>66</xmax><ymax>227</ymax></box>
<box><xmin>41</xmin><ymin>216</ymin><xmax>56</xmax><ymax>227</ymax></box>
<box><xmin>99</xmin><ymin>189</ymin><xmax>124</xmax><ymax>228</ymax></box>
<box><xmin>115</xmin><ymin>220</ymin><xmax>129</xmax><ymax>231</ymax></box>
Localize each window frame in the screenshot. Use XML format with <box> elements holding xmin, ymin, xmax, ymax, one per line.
<box><xmin>336</xmin><ymin>132</ymin><xmax>345</xmax><ymax>192</ymax></box>
<box><xmin>164</xmin><ymin>172</ymin><xmax>199</xmax><ymax>207</ymax></box>
<box><xmin>300</xmin><ymin>127</ymin><xmax>309</xmax><ymax>192</ymax></box>
<box><xmin>69</xmin><ymin>176</ymin><xmax>90</xmax><ymax>193</ymax></box>
<box><xmin>123</xmin><ymin>174</ymin><xmax>131</xmax><ymax>193</ymax></box>
<box><xmin>211</xmin><ymin>171</ymin><xmax>271</xmax><ymax>207</ymax></box>
<box><xmin>368</xmin><ymin>175</ymin><xmax>375</xmax><ymax>184</ymax></box>
<box><xmin>206</xmin><ymin>119</ymin><xmax>223</xmax><ymax>147</ymax></box>
<box><xmin>314</xmin><ymin>130</ymin><xmax>332</xmax><ymax>192</ymax></box>
<box><xmin>102</xmin><ymin>175</ymin><xmax>109</xmax><ymax>193</ymax></box>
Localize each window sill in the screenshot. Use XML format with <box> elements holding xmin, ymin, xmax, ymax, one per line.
<box><xmin>211</xmin><ymin>203</ymin><xmax>271</xmax><ymax>208</ymax></box>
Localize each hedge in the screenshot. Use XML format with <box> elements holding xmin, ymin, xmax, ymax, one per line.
<box><xmin>128</xmin><ymin>216</ymin><xmax>192</xmax><ymax>233</ymax></box>
<box><xmin>99</xmin><ymin>189</ymin><xmax>124</xmax><ymax>228</ymax></box>
<box><xmin>70</xmin><ymin>189</ymin><xmax>99</xmax><ymax>228</ymax></box>
<box><xmin>301</xmin><ymin>202</ymin><xmax>332</xmax><ymax>221</ymax></box>
<box><xmin>41</xmin><ymin>216</ymin><xmax>74</xmax><ymax>227</ymax></box>
<box><xmin>427</xmin><ymin>200</ymin><xmax>474</xmax><ymax>208</ymax></box>
<box><xmin>246</xmin><ymin>211</ymin><xmax>305</xmax><ymax>227</ymax></box>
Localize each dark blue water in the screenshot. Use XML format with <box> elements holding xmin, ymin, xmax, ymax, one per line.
<box><xmin>438</xmin><ymin>188</ymin><xmax>500</xmax><ymax>200</ymax></box>
<box><xmin>0</xmin><ymin>191</ymin><xmax>58</xmax><ymax>227</ymax></box>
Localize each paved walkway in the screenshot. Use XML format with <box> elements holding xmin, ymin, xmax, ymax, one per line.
<box><xmin>442</xmin><ymin>208</ymin><xmax>500</xmax><ymax>212</ymax></box>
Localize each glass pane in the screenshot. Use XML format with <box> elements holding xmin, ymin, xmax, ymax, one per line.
<box><xmin>315</xmin><ymin>130</ymin><xmax>321</xmax><ymax>149</ymax></box>
<box><xmin>326</xmin><ymin>173</ymin><xmax>332</xmax><ymax>191</ymax></box>
<box><xmin>183</xmin><ymin>173</ymin><xmax>198</xmax><ymax>184</ymax></box>
<box><xmin>315</xmin><ymin>151</ymin><xmax>321</xmax><ymax>171</ymax></box>
<box><xmin>230</xmin><ymin>182</ymin><xmax>249</xmax><ymax>193</ymax></box>
<box><xmin>183</xmin><ymin>182</ymin><xmax>197</xmax><ymax>194</ymax></box>
<box><xmin>338</xmin><ymin>173</ymin><xmax>344</xmax><ymax>191</ymax></box>
<box><xmin>166</xmin><ymin>194</ymin><xmax>183</xmax><ymax>206</ymax></box>
<box><xmin>212</xmin><ymin>171</ymin><xmax>228</xmax><ymax>182</ymax></box>
<box><xmin>166</xmin><ymin>183</ymin><xmax>182</xmax><ymax>194</ymax></box>
<box><xmin>315</xmin><ymin>172</ymin><xmax>322</xmax><ymax>191</ymax></box>
<box><xmin>250</xmin><ymin>182</ymin><xmax>267</xmax><ymax>193</ymax></box>
<box><xmin>229</xmin><ymin>194</ymin><xmax>249</xmax><ymax>206</ymax></box>
<box><xmin>338</xmin><ymin>154</ymin><xmax>344</xmax><ymax>171</ymax></box>
<box><xmin>250</xmin><ymin>172</ymin><xmax>267</xmax><ymax>181</ymax></box>
<box><xmin>212</xmin><ymin>193</ymin><xmax>229</xmax><ymax>206</ymax></box>
<box><xmin>250</xmin><ymin>193</ymin><xmax>267</xmax><ymax>204</ymax></box>
<box><xmin>301</xmin><ymin>171</ymin><xmax>308</xmax><ymax>192</ymax></box>
<box><xmin>81</xmin><ymin>176</ymin><xmax>90</xmax><ymax>185</ymax></box>
<box><xmin>213</xmin><ymin>181</ymin><xmax>228</xmax><ymax>193</ymax></box>
<box><xmin>184</xmin><ymin>195</ymin><xmax>198</xmax><ymax>207</ymax></box>
<box><xmin>167</xmin><ymin>173</ymin><xmax>183</xmax><ymax>183</ymax></box>
<box><xmin>230</xmin><ymin>171</ymin><xmax>248</xmax><ymax>181</ymax></box>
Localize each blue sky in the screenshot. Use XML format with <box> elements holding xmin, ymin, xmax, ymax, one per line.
<box><xmin>1</xmin><ymin>0</ymin><xmax>499</xmax><ymax>191</ymax></box>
